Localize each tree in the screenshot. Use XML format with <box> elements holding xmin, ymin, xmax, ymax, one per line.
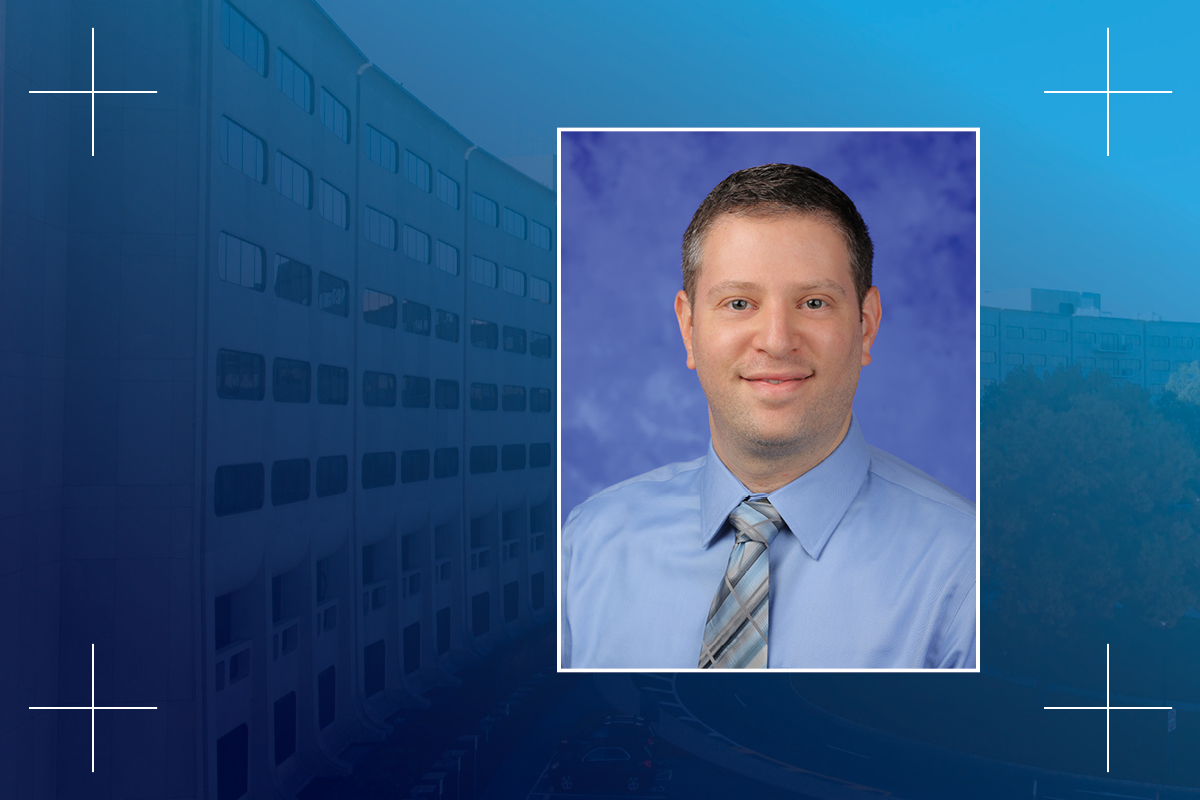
<box><xmin>982</xmin><ymin>367</ymin><xmax>1200</xmax><ymax>636</ymax></box>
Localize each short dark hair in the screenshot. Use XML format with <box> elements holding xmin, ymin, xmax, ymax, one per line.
<box><xmin>682</xmin><ymin>163</ymin><xmax>873</xmax><ymax>308</ymax></box>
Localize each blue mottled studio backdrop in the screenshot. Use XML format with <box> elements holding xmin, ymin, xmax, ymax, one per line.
<box><xmin>560</xmin><ymin>130</ymin><xmax>977</xmax><ymax>519</ymax></box>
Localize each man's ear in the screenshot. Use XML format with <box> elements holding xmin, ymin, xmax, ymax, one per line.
<box><xmin>675</xmin><ymin>290</ymin><xmax>697</xmax><ymax>370</ymax></box>
<box><xmin>860</xmin><ymin>286</ymin><xmax>882</xmax><ymax>367</ymax></box>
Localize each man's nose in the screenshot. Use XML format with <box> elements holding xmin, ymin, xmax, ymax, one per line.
<box><xmin>753</xmin><ymin>303</ymin><xmax>799</xmax><ymax>357</ymax></box>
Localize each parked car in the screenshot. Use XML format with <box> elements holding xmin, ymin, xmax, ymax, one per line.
<box><xmin>560</xmin><ymin>715</ymin><xmax>656</xmax><ymax>750</ymax></box>
<box><xmin>548</xmin><ymin>744</ymin><xmax>656</xmax><ymax>793</ymax></box>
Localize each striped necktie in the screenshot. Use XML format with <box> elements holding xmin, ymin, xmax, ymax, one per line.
<box><xmin>698</xmin><ymin>498</ymin><xmax>782</xmax><ymax>669</ymax></box>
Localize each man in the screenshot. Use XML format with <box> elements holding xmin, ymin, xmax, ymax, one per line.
<box><xmin>561</xmin><ymin>164</ymin><xmax>975</xmax><ymax>669</ymax></box>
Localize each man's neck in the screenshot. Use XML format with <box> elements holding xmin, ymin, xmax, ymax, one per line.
<box><xmin>712</xmin><ymin>414</ymin><xmax>853</xmax><ymax>494</ymax></box>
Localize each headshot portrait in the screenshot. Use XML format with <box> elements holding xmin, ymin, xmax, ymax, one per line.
<box><xmin>558</xmin><ymin>130</ymin><xmax>978</xmax><ymax>670</ymax></box>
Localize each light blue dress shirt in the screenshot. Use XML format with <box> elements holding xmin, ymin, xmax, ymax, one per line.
<box><xmin>561</xmin><ymin>417</ymin><xmax>976</xmax><ymax>669</ymax></box>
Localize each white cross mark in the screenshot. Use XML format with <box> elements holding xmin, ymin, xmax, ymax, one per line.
<box><xmin>28</xmin><ymin>644</ymin><xmax>157</xmax><ymax>773</ymax></box>
<box><xmin>1044</xmin><ymin>28</ymin><xmax>1171</xmax><ymax>156</ymax></box>
<box><xmin>1043</xmin><ymin>644</ymin><xmax>1171</xmax><ymax>772</ymax></box>
<box><xmin>27</xmin><ymin>28</ymin><xmax>157</xmax><ymax>156</ymax></box>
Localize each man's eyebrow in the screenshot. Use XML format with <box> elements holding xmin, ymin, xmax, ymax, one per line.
<box><xmin>704</xmin><ymin>279</ymin><xmax>847</xmax><ymax>299</ymax></box>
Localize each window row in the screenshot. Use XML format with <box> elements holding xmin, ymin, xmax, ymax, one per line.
<box><xmin>220</xmin><ymin>1</ymin><xmax>552</xmax><ymax>252</ymax></box>
<box><xmin>213</xmin><ymin>444</ymin><xmax>554</xmax><ymax>515</ymax></box>
<box><xmin>216</xmin><ymin>350</ymin><xmax>554</xmax><ymax>409</ymax></box>
<box><xmin>987</xmin><ymin>325</ymin><xmax>1200</xmax><ymax>351</ymax></box>
<box><xmin>1000</xmin><ymin>326</ymin><xmax>1069</xmax><ymax>342</ymax></box>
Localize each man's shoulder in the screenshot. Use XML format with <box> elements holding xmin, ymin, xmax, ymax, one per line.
<box><xmin>565</xmin><ymin>455</ymin><xmax>707</xmax><ymax>527</ymax></box>
<box><xmin>866</xmin><ymin>445</ymin><xmax>975</xmax><ymax>522</ymax></box>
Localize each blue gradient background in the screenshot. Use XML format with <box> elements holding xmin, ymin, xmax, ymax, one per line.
<box><xmin>7</xmin><ymin>0</ymin><xmax>1200</xmax><ymax>794</ymax></box>
<box><xmin>558</xmin><ymin>130</ymin><xmax>977</xmax><ymax>518</ymax></box>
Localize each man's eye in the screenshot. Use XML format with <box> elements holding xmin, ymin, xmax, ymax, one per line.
<box><xmin>729</xmin><ymin>299</ymin><xmax>750</xmax><ymax>311</ymax></box>
<box><xmin>805</xmin><ymin>299</ymin><xmax>826</xmax><ymax>310</ymax></box>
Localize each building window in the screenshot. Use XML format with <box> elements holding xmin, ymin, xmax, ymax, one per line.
<box><xmin>273</xmin><ymin>692</ymin><xmax>297</xmax><ymax>765</ymax></box>
<box><xmin>1048</xmin><ymin>329</ymin><xmax>1068</xmax><ymax>342</ymax></box>
<box><xmin>1148</xmin><ymin>335</ymin><xmax>1170</xmax><ymax>347</ymax></box>
<box><xmin>274</xmin><ymin>255</ymin><xmax>311</xmax><ymax>305</ymax></box>
<box><xmin>320</xmin><ymin>88</ymin><xmax>349</xmax><ymax>142</ymax></box>
<box><xmin>214</xmin><ymin>462</ymin><xmax>264</xmax><ymax>516</ymax></box>
<box><xmin>503</xmin><ymin>326</ymin><xmax>527</xmax><ymax>354</ymax></box>
<box><xmin>1174</xmin><ymin>337</ymin><xmax>1194</xmax><ymax>348</ymax></box>
<box><xmin>1150</xmin><ymin>360</ymin><xmax>1170</xmax><ymax>371</ymax></box>
<box><xmin>364</xmin><ymin>206</ymin><xmax>396</xmax><ymax>250</ymax></box>
<box><xmin>400</xmin><ymin>450</ymin><xmax>430</xmax><ymax>483</ymax></box>
<box><xmin>1075</xmin><ymin>331</ymin><xmax>1096</xmax><ymax>344</ymax></box>
<box><xmin>275</xmin><ymin>50</ymin><xmax>312</xmax><ymax>112</ymax></box>
<box><xmin>216</xmin><ymin>349</ymin><xmax>265</xmax><ymax>400</ymax></box>
<box><xmin>980</xmin><ymin>324</ymin><xmax>997</xmax><ymax>337</ymax></box>
<box><xmin>402</xmin><ymin>375</ymin><xmax>430</xmax><ymax>408</ymax></box>
<box><xmin>470</xmin><ymin>319</ymin><xmax>498</xmax><ymax>349</ymax></box>
<box><xmin>403</xmin><ymin>225</ymin><xmax>430</xmax><ymax>263</ymax></box>
<box><xmin>274</xmin><ymin>152</ymin><xmax>311</xmax><ymax>208</ymax></box>
<box><xmin>469</xmin><ymin>446</ymin><xmax>498</xmax><ymax>474</ymax></box>
<box><xmin>470</xmin><ymin>256</ymin><xmax>497</xmax><ymax>288</ymax></box>
<box><xmin>1049</xmin><ymin>355</ymin><xmax>1067</xmax><ymax>367</ymax></box>
<box><xmin>1029</xmin><ymin>354</ymin><xmax>1047</xmax><ymax>366</ymax></box>
<box><xmin>404</xmin><ymin>150</ymin><xmax>431</xmax><ymax>192</ymax></box>
<box><xmin>218</xmin><ymin>117</ymin><xmax>265</xmax><ymax>182</ymax></box>
<box><xmin>436</xmin><ymin>607</ymin><xmax>451</xmax><ymax>653</ymax></box>
<box><xmin>530</xmin><ymin>277</ymin><xmax>552</xmax><ymax>304</ymax></box>
<box><xmin>1100</xmin><ymin>333</ymin><xmax>1119</xmax><ymax>350</ymax></box>
<box><xmin>402</xmin><ymin>300</ymin><xmax>431</xmax><ymax>335</ymax></box>
<box><xmin>1121</xmin><ymin>359</ymin><xmax>1141</xmax><ymax>371</ymax></box>
<box><xmin>362</xmin><ymin>371</ymin><xmax>396</xmax><ymax>407</ymax></box>
<box><xmin>435</xmin><ymin>310</ymin><xmax>459</xmax><ymax>343</ymax></box>
<box><xmin>503</xmin><ymin>581</ymin><xmax>519</xmax><ymax>622</ymax></box>
<box><xmin>501</xmin><ymin>445</ymin><xmax>525</xmax><ymax>472</ymax></box>
<box><xmin>361</xmin><ymin>452</ymin><xmax>396</xmax><ymax>489</ymax></box>
<box><xmin>216</xmin><ymin>232</ymin><xmax>264</xmax><ymax>290</ymax></box>
<box><xmin>530</xmin><ymin>387</ymin><xmax>551</xmax><ymax>412</ymax></box>
<box><xmin>530</xmin><ymin>221</ymin><xmax>551</xmax><ymax>251</ymax></box>
<box><xmin>363</xmin><ymin>289</ymin><xmax>397</xmax><ymax>328</ymax></box>
<box><xmin>1176</xmin><ymin>361</ymin><xmax>1193</xmax><ymax>370</ymax></box>
<box><xmin>529</xmin><ymin>443</ymin><xmax>552</xmax><ymax>468</ymax></box>
<box><xmin>434</xmin><ymin>379</ymin><xmax>459</xmax><ymax>409</ymax></box>
<box><xmin>319</xmin><ymin>181</ymin><xmax>348</xmax><ymax>229</ymax></box>
<box><xmin>471</xmin><ymin>192</ymin><xmax>498</xmax><ymax>226</ymax></box>
<box><xmin>363</xmin><ymin>640</ymin><xmax>385</xmax><ymax>696</ymax></box>
<box><xmin>1005</xmin><ymin>326</ymin><xmax>1023</xmax><ymax>339</ymax></box>
<box><xmin>501</xmin><ymin>267</ymin><xmax>526</xmax><ymax>297</ymax></box>
<box><xmin>981</xmin><ymin>351</ymin><xmax>997</xmax><ymax>364</ymax></box>
<box><xmin>1004</xmin><ymin>353</ymin><xmax>1023</xmax><ymax>366</ymax></box>
<box><xmin>434</xmin><ymin>448</ymin><xmax>458</xmax><ymax>479</ymax></box>
<box><xmin>502</xmin><ymin>208</ymin><xmax>526</xmax><ymax>239</ymax></box>
<box><xmin>403</xmin><ymin>622</ymin><xmax>421</xmax><ymax>675</ymax></box>
<box><xmin>436</xmin><ymin>171</ymin><xmax>459</xmax><ymax>209</ymax></box>
<box><xmin>220</xmin><ymin>2</ymin><xmax>266</xmax><ymax>76</ymax></box>
<box><xmin>317</xmin><ymin>272</ymin><xmax>349</xmax><ymax>317</ymax></box>
<box><xmin>315</xmin><ymin>455</ymin><xmax>348</xmax><ymax>497</ymax></box>
<box><xmin>1077</xmin><ymin>357</ymin><xmax>1095</xmax><ymax>367</ymax></box>
<box><xmin>434</xmin><ymin>241</ymin><xmax>459</xmax><ymax>276</ymax></box>
<box><xmin>502</xmin><ymin>385</ymin><xmax>526</xmax><ymax>412</ymax></box>
<box><xmin>1101</xmin><ymin>357</ymin><xmax>1118</xmax><ymax>374</ymax></box>
<box><xmin>470</xmin><ymin>383</ymin><xmax>498</xmax><ymax>411</ymax></box>
<box><xmin>365</xmin><ymin>125</ymin><xmax>397</xmax><ymax>172</ymax></box>
<box><xmin>273</xmin><ymin>358</ymin><xmax>311</xmax><ymax>402</ymax></box>
<box><xmin>1123</xmin><ymin>334</ymin><xmax>1141</xmax><ymax>347</ymax></box>
<box><xmin>216</xmin><ymin>723</ymin><xmax>250</xmax><ymax>800</ymax></box>
<box><xmin>1028</xmin><ymin>328</ymin><xmax>1046</xmax><ymax>341</ymax></box>
<box><xmin>271</xmin><ymin>459</ymin><xmax>310</xmax><ymax>506</ymax></box>
<box><xmin>530</xmin><ymin>332</ymin><xmax>552</xmax><ymax>359</ymax></box>
<box><xmin>317</xmin><ymin>364</ymin><xmax>349</xmax><ymax>405</ymax></box>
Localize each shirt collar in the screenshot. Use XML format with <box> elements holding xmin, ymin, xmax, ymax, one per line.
<box><xmin>699</xmin><ymin>415</ymin><xmax>871</xmax><ymax>559</ymax></box>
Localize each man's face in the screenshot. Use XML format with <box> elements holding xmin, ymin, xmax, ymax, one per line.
<box><xmin>675</xmin><ymin>212</ymin><xmax>881</xmax><ymax>463</ymax></box>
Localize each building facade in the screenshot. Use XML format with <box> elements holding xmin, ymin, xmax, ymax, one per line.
<box><xmin>983</xmin><ymin>289</ymin><xmax>1200</xmax><ymax>392</ymax></box>
<box><xmin>0</xmin><ymin>0</ymin><xmax>555</xmax><ymax>798</ymax></box>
